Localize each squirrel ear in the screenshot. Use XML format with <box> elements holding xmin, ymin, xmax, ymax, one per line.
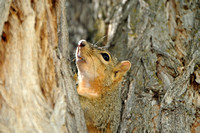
<box><xmin>113</xmin><ymin>61</ymin><xmax>131</xmax><ymax>79</ymax></box>
<box><xmin>118</xmin><ymin>61</ymin><xmax>131</xmax><ymax>73</ymax></box>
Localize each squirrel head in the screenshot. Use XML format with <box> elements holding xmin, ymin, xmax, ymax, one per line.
<box><xmin>76</xmin><ymin>40</ymin><xmax>131</xmax><ymax>99</ymax></box>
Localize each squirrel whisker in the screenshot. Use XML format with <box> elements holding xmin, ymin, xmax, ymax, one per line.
<box><xmin>94</xmin><ymin>35</ymin><xmax>107</xmax><ymax>46</ymax></box>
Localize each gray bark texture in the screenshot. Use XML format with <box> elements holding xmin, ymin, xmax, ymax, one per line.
<box><xmin>0</xmin><ymin>0</ymin><xmax>199</xmax><ymax>133</ymax></box>
<box><xmin>67</xmin><ymin>0</ymin><xmax>200</xmax><ymax>133</ymax></box>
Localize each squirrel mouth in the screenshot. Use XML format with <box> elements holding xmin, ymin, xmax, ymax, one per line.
<box><xmin>77</xmin><ymin>55</ymin><xmax>85</xmax><ymax>62</ymax></box>
<box><xmin>76</xmin><ymin>51</ymin><xmax>86</xmax><ymax>62</ymax></box>
<box><xmin>76</xmin><ymin>46</ymin><xmax>86</xmax><ymax>63</ymax></box>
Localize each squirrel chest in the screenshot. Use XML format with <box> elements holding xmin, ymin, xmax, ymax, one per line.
<box><xmin>76</xmin><ymin>40</ymin><xmax>131</xmax><ymax>133</ymax></box>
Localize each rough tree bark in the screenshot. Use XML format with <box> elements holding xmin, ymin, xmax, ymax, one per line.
<box><xmin>0</xmin><ymin>0</ymin><xmax>86</xmax><ymax>133</ymax></box>
<box><xmin>67</xmin><ymin>0</ymin><xmax>200</xmax><ymax>133</ymax></box>
<box><xmin>0</xmin><ymin>0</ymin><xmax>200</xmax><ymax>133</ymax></box>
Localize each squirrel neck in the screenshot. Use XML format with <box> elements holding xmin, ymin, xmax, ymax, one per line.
<box><xmin>77</xmin><ymin>76</ymin><xmax>104</xmax><ymax>99</ymax></box>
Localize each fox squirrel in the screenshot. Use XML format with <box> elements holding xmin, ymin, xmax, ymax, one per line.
<box><xmin>76</xmin><ymin>40</ymin><xmax>131</xmax><ymax>133</ymax></box>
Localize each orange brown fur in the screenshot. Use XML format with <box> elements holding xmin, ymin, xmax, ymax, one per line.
<box><xmin>76</xmin><ymin>40</ymin><xmax>131</xmax><ymax>132</ymax></box>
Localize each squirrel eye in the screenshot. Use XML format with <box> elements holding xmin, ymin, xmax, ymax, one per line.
<box><xmin>101</xmin><ymin>53</ymin><xmax>110</xmax><ymax>61</ymax></box>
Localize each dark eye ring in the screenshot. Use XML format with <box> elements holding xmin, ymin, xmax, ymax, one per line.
<box><xmin>101</xmin><ymin>53</ymin><xmax>110</xmax><ymax>61</ymax></box>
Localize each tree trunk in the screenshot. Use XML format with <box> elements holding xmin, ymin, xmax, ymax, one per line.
<box><xmin>1</xmin><ymin>0</ymin><xmax>200</xmax><ymax>132</ymax></box>
<box><xmin>0</xmin><ymin>0</ymin><xmax>86</xmax><ymax>133</ymax></box>
<box><xmin>67</xmin><ymin>0</ymin><xmax>200</xmax><ymax>132</ymax></box>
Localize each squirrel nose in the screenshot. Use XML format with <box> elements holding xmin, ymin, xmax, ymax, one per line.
<box><xmin>78</xmin><ymin>40</ymin><xmax>86</xmax><ymax>47</ymax></box>
<box><xmin>79</xmin><ymin>42</ymin><xmax>85</xmax><ymax>47</ymax></box>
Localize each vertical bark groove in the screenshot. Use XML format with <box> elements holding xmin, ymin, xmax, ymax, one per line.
<box><xmin>0</xmin><ymin>0</ymin><xmax>86</xmax><ymax>132</ymax></box>
<box><xmin>67</xmin><ymin>0</ymin><xmax>200</xmax><ymax>132</ymax></box>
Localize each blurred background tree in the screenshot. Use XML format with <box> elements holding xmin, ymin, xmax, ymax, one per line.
<box><xmin>0</xmin><ymin>0</ymin><xmax>86</xmax><ymax>132</ymax></box>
